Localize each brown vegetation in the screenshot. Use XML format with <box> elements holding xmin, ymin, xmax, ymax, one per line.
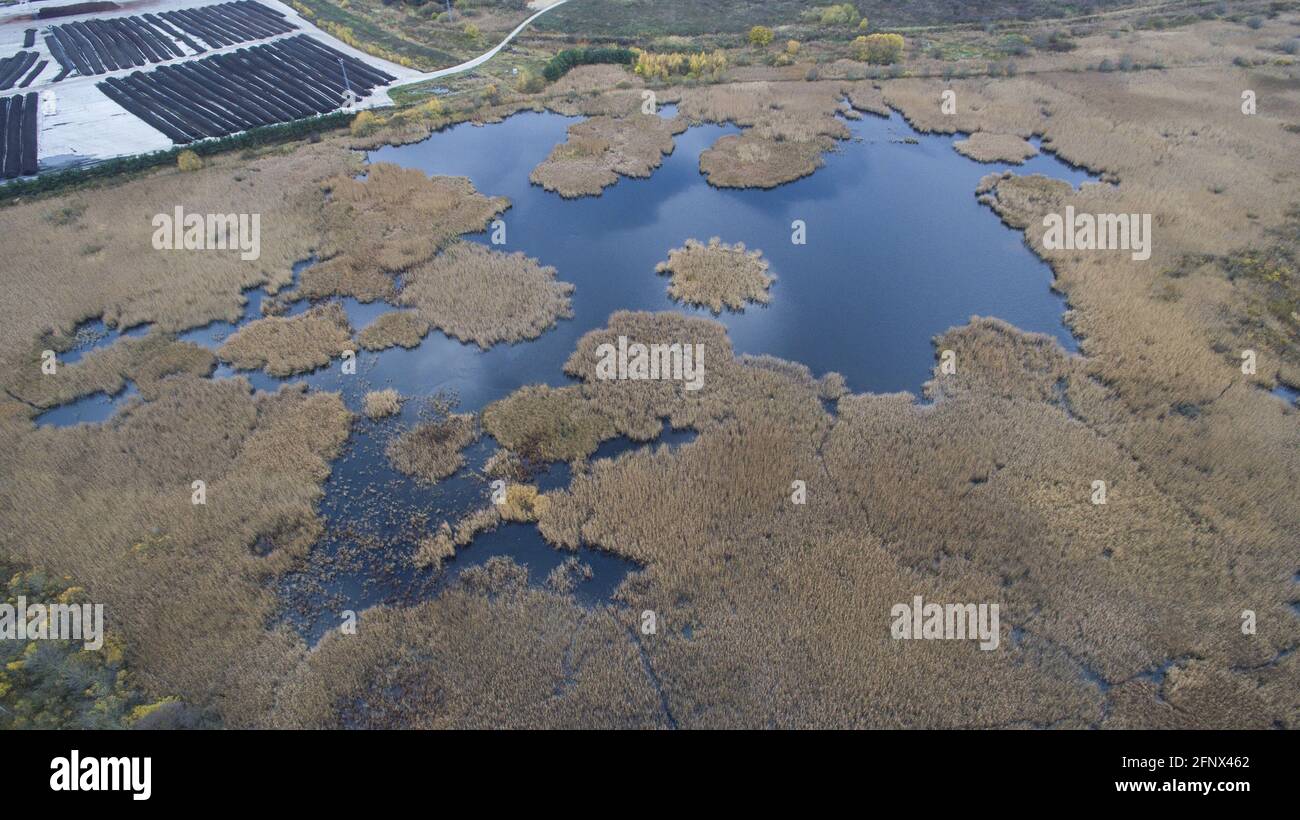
<box><xmin>3</xmin><ymin>9</ymin><xmax>1297</xmax><ymax>729</ymax></box>
<box><xmin>356</xmin><ymin>311</ymin><xmax>432</xmax><ymax>351</ymax></box>
<box><xmin>386</xmin><ymin>412</ymin><xmax>478</xmax><ymax>484</ymax></box>
<box><xmin>530</xmin><ymin>114</ymin><xmax>685</xmax><ymax>198</ymax></box>
<box><xmin>952</xmin><ymin>132</ymin><xmax>1039</xmax><ymax>164</ymax></box>
<box><xmin>0</xmin><ymin>378</ymin><xmax>351</xmax><ymax>727</ymax></box>
<box><xmin>0</xmin><ymin>141</ymin><xmax>356</xmax><ymax>400</ymax></box>
<box><xmin>482</xmin><ymin>384</ymin><xmax>617</xmax><ymax>463</ymax></box>
<box><xmin>301</xmin><ymin>163</ymin><xmax>509</xmax><ymax>302</ymax></box>
<box><xmin>656</xmin><ymin>237</ymin><xmax>773</xmax><ymax>312</ymax></box>
<box><xmin>9</xmin><ymin>333</ymin><xmax>215</xmax><ymax>411</ymax></box>
<box><xmin>269</xmin><ymin>557</ymin><xmax>666</xmax><ymax>729</ymax></box>
<box><xmin>499</xmin><ymin>484</ymin><xmax>551</xmax><ymax>522</ymax></box>
<box><xmin>398</xmin><ymin>242</ymin><xmax>574</xmax><ymax>349</ymax></box>
<box><xmin>363</xmin><ymin>389</ymin><xmax>403</xmax><ymax>419</ymax></box>
<box><xmin>217</xmin><ymin>303</ymin><xmax>353</xmax><ymax>377</ymax></box>
<box><xmin>415</xmin><ymin>524</ymin><xmax>456</xmax><ymax>570</ymax></box>
<box><xmin>676</xmin><ymin>81</ymin><xmax>850</xmax><ymax>188</ymax></box>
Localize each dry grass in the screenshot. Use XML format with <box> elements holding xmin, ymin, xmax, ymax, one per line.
<box><xmin>952</xmin><ymin>132</ymin><xmax>1040</xmax><ymax>164</ymax></box>
<box><xmin>529</xmin><ymin>114</ymin><xmax>685</xmax><ymax>198</ymax></box>
<box><xmin>677</xmin><ymin>80</ymin><xmax>850</xmax><ymax>188</ymax></box>
<box><xmin>699</xmin><ymin>132</ymin><xmax>834</xmax><ymax>189</ymax></box>
<box><xmin>386</xmin><ymin>412</ymin><xmax>478</xmax><ymax>484</ymax></box>
<box><xmin>268</xmin><ymin>557</ymin><xmax>666</xmax><ymax>729</ymax></box>
<box><xmin>481</xmin><ymin>384</ymin><xmax>617</xmax><ymax>463</ymax></box>
<box><xmin>414</xmin><ymin>524</ymin><xmax>456</xmax><ymax>570</ymax></box>
<box><xmin>10</xmin><ymin>333</ymin><xmax>215</xmax><ymax>411</ymax></box>
<box><xmin>398</xmin><ymin>242</ymin><xmax>575</xmax><ymax>349</ymax></box>
<box><xmin>0</xmin><ymin>378</ymin><xmax>351</xmax><ymax>727</ymax></box>
<box><xmin>453</xmin><ymin>505</ymin><xmax>502</xmax><ymax>546</ymax></box>
<box><xmin>363</xmin><ymin>388</ymin><xmax>403</xmax><ymax>419</ymax></box>
<box><xmin>301</xmin><ymin>163</ymin><xmax>510</xmax><ymax>302</ymax></box>
<box><xmin>0</xmin><ymin>141</ymin><xmax>357</xmax><ymax>398</ymax></box>
<box><xmin>541</xmin><ymin>66</ymin><xmax>651</xmax><ymax>119</ymax></box>
<box><xmin>498</xmin><ymin>484</ymin><xmax>551</xmax><ymax>522</ymax></box>
<box><xmin>356</xmin><ymin>311</ymin><xmax>431</xmax><ymax>351</ymax></box>
<box><xmin>656</xmin><ymin>237</ymin><xmax>773</xmax><ymax>313</ymax></box>
<box><xmin>483</xmin><ymin>449</ymin><xmax>529</xmax><ymax>481</ymax></box>
<box><xmin>217</xmin><ymin>303</ymin><xmax>353</xmax><ymax>377</ymax></box>
<box><xmin>524</xmin><ymin>310</ymin><xmax>1297</xmax><ymax>727</ymax></box>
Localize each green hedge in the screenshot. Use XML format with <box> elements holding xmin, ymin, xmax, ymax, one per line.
<box><xmin>542</xmin><ymin>46</ymin><xmax>636</xmax><ymax>82</ymax></box>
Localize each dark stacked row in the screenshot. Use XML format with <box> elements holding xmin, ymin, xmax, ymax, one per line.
<box><xmin>97</xmin><ymin>35</ymin><xmax>395</xmax><ymax>144</ymax></box>
<box><xmin>0</xmin><ymin>93</ymin><xmax>40</xmax><ymax>179</ymax></box>
<box><xmin>0</xmin><ymin>51</ymin><xmax>44</xmax><ymax>90</ymax></box>
<box><xmin>43</xmin><ymin>2</ymin><xmax>296</xmax><ymax>79</ymax></box>
<box><xmin>36</xmin><ymin>3</ymin><xmax>120</xmax><ymax>21</ymax></box>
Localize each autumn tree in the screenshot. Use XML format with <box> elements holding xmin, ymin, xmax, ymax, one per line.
<box><xmin>855</xmin><ymin>32</ymin><xmax>905</xmax><ymax>65</ymax></box>
<box><xmin>176</xmin><ymin>150</ymin><xmax>203</xmax><ymax>172</ymax></box>
<box><xmin>748</xmin><ymin>25</ymin><xmax>774</xmax><ymax>47</ymax></box>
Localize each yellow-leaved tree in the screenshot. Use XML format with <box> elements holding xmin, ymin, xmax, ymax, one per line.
<box><xmin>855</xmin><ymin>33</ymin><xmax>905</xmax><ymax>64</ymax></box>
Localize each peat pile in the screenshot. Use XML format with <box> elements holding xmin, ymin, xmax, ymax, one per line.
<box><xmin>43</xmin><ymin>2</ymin><xmax>296</xmax><ymax>80</ymax></box>
<box><xmin>0</xmin><ymin>93</ymin><xmax>39</xmax><ymax>179</ymax></box>
<box><xmin>97</xmin><ymin>35</ymin><xmax>395</xmax><ymax>143</ymax></box>
<box><xmin>0</xmin><ymin>51</ymin><xmax>47</xmax><ymax>90</ymax></box>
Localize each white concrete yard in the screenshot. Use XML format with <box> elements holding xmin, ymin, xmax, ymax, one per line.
<box><xmin>0</xmin><ymin>0</ymin><xmax>422</xmax><ymax>173</ymax></box>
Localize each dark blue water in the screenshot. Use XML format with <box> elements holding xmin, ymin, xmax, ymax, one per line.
<box><xmin>37</xmin><ymin>105</ymin><xmax>1099</xmax><ymax>641</ymax></box>
<box><xmin>372</xmin><ymin>107</ymin><xmax>1095</xmax><ymax>395</ymax></box>
<box><xmin>33</xmin><ymin>319</ymin><xmax>151</xmax><ymax>426</ymax></box>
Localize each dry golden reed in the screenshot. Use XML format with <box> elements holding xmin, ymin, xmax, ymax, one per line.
<box><xmin>217</xmin><ymin>303</ymin><xmax>353</xmax><ymax>377</ymax></box>
<box><xmin>363</xmin><ymin>389</ymin><xmax>403</xmax><ymax>419</ymax></box>
<box><xmin>530</xmin><ymin>114</ymin><xmax>685</xmax><ymax>198</ymax></box>
<box><xmin>656</xmin><ymin>237</ymin><xmax>773</xmax><ymax>313</ymax></box>
<box><xmin>399</xmin><ymin>242</ymin><xmax>574</xmax><ymax>349</ymax></box>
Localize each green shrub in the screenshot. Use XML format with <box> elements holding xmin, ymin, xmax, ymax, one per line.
<box><xmin>542</xmin><ymin>46</ymin><xmax>636</xmax><ymax>82</ymax></box>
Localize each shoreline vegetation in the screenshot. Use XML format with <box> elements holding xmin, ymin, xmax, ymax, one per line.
<box><xmin>952</xmin><ymin>131</ymin><xmax>1040</xmax><ymax>163</ymax></box>
<box><xmin>529</xmin><ymin>113</ymin><xmax>685</xmax><ymax>198</ymax></box>
<box><xmin>655</xmin><ymin>237</ymin><xmax>774</xmax><ymax>313</ymax></box>
<box><xmin>0</xmin><ymin>2</ymin><xmax>1296</xmax><ymax>727</ymax></box>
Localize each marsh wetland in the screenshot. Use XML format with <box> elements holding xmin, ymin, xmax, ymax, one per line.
<box><xmin>3</xmin><ymin>4</ymin><xmax>1297</xmax><ymax>730</ymax></box>
<box><xmin>33</xmin><ymin>103</ymin><xmax>1101</xmax><ymax>643</ymax></box>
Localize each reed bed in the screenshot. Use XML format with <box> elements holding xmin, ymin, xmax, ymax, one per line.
<box><xmin>217</xmin><ymin>302</ymin><xmax>352</xmax><ymax>377</ymax></box>
<box><xmin>363</xmin><ymin>388</ymin><xmax>402</xmax><ymax>419</ymax></box>
<box><xmin>356</xmin><ymin>311</ymin><xmax>431</xmax><ymax>351</ymax></box>
<box><xmin>0</xmin><ymin>378</ymin><xmax>351</xmax><ymax>727</ymax></box>
<box><xmin>529</xmin><ymin>113</ymin><xmax>684</xmax><ymax>198</ymax></box>
<box><xmin>2</xmin><ymin>12</ymin><xmax>1297</xmax><ymax>728</ymax></box>
<box><xmin>386</xmin><ymin>412</ymin><xmax>478</xmax><ymax>484</ymax></box>
<box><xmin>10</xmin><ymin>333</ymin><xmax>214</xmax><ymax>411</ymax></box>
<box><xmin>302</xmin><ymin>163</ymin><xmax>510</xmax><ymax>302</ymax></box>
<box><xmin>677</xmin><ymin>80</ymin><xmax>850</xmax><ymax>188</ymax></box>
<box><xmin>0</xmin><ymin>141</ymin><xmax>354</xmax><ymax>399</ymax></box>
<box><xmin>482</xmin><ymin>384</ymin><xmax>617</xmax><ymax>464</ymax></box>
<box><xmin>656</xmin><ymin>237</ymin><xmax>773</xmax><ymax>313</ymax></box>
<box><xmin>952</xmin><ymin>132</ymin><xmax>1039</xmax><ymax>164</ymax></box>
<box><xmin>398</xmin><ymin>242</ymin><xmax>574</xmax><ymax>349</ymax></box>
